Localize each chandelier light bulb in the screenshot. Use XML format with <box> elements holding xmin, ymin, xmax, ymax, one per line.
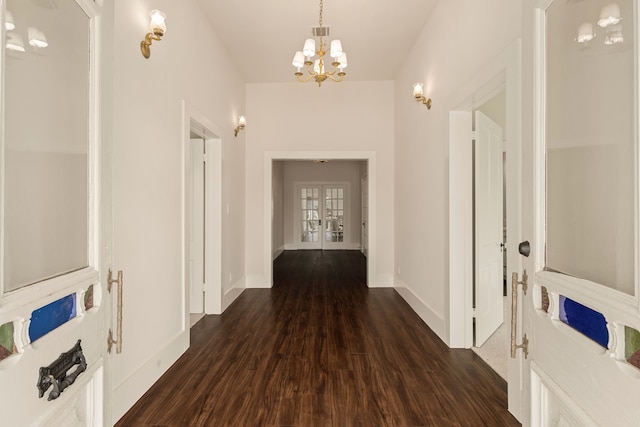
<box><xmin>5</xmin><ymin>10</ymin><xmax>15</xmax><ymax>31</ymax></box>
<box><xmin>6</xmin><ymin>33</ymin><xmax>25</xmax><ymax>52</ymax></box>
<box><xmin>28</xmin><ymin>27</ymin><xmax>48</xmax><ymax>48</ymax></box>
<box><xmin>604</xmin><ymin>30</ymin><xmax>624</xmax><ymax>45</ymax></box>
<box><xmin>292</xmin><ymin>51</ymin><xmax>305</xmax><ymax>69</ymax></box>
<box><xmin>598</xmin><ymin>3</ymin><xmax>621</xmax><ymax>28</ymax></box>
<box><xmin>303</xmin><ymin>39</ymin><xmax>316</xmax><ymax>57</ymax></box>
<box><xmin>330</xmin><ymin>40</ymin><xmax>343</xmax><ymax>58</ymax></box>
<box><xmin>338</xmin><ymin>53</ymin><xmax>348</xmax><ymax>70</ymax></box>
<box><xmin>575</xmin><ymin>22</ymin><xmax>595</xmax><ymax>43</ymax></box>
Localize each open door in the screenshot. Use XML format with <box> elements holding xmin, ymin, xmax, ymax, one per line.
<box><xmin>474</xmin><ymin>111</ymin><xmax>504</xmax><ymax>346</ymax></box>
<box><xmin>189</xmin><ymin>138</ymin><xmax>205</xmax><ymax>314</ymax></box>
<box><xmin>0</xmin><ymin>1</ymin><xmax>110</xmax><ymax>425</ymax></box>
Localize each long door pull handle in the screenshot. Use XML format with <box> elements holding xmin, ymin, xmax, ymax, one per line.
<box><xmin>107</xmin><ymin>270</ymin><xmax>124</xmax><ymax>354</ymax></box>
<box><xmin>510</xmin><ymin>270</ymin><xmax>529</xmax><ymax>359</ymax></box>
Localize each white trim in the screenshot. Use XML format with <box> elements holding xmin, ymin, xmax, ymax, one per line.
<box><xmin>531</xmin><ymin>362</ymin><xmax>598</xmax><ymax>427</ymax></box>
<box><xmin>263</xmin><ymin>151</ymin><xmax>378</xmax><ymax>287</ymax></box>
<box><xmin>394</xmin><ymin>277</ymin><xmax>446</xmax><ymax>342</ymax></box>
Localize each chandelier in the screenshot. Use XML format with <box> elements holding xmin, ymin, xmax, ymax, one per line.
<box><xmin>291</xmin><ymin>0</ymin><xmax>348</xmax><ymax>86</ymax></box>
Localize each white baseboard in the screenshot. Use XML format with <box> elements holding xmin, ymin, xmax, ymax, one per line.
<box><xmin>369</xmin><ymin>273</ymin><xmax>394</xmax><ymax>288</ymax></box>
<box><xmin>222</xmin><ymin>285</ymin><xmax>244</xmax><ymax>312</ymax></box>
<box><xmin>272</xmin><ymin>247</ymin><xmax>284</xmax><ymax>261</ymax></box>
<box><xmin>244</xmin><ymin>274</ymin><xmax>271</xmax><ymax>288</ymax></box>
<box><xmin>394</xmin><ymin>278</ymin><xmax>447</xmax><ymax>344</ymax></box>
<box><xmin>112</xmin><ymin>330</ymin><xmax>188</xmax><ymax>422</ymax></box>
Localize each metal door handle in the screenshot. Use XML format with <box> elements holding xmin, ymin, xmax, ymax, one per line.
<box><xmin>510</xmin><ymin>270</ymin><xmax>529</xmax><ymax>359</ymax></box>
<box><xmin>107</xmin><ymin>270</ymin><xmax>124</xmax><ymax>354</ymax></box>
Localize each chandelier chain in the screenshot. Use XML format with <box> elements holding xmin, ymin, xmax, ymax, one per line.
<box><xmin>319</xmin><ymin>0</ymin><xmax>323</xmax><ymax>28</ymax></box>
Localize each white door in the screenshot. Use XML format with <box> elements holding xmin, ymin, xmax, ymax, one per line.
<box><xmin>298</xmin><ymin>186</ymin><xmax>322</xmax><ymax>249</ymax></box>
<box><xmin>297</xmin><ymin>184</ymin><xmax>348</xmax><ymax>250</ymax></box>
<box><xmin>0</xmin><ymin>1</ymin><xmax>109</xmax><ymax>425</ymax></box>
<box><xmin>322</xmin><ymin>186</ymin><xmax>347</xmax><ymax>249</ymax></box>
<box><xmin>361</xmin><ymin>175</ymin><xmax>368</xmax><ymax>257</ymax></box>
<box><xmin>474</xmin><ymin>111</ymin><xmax>504</xmax><ymax>346</ymax></box>
<box><xmin>189</xmin><ymin>138</ymin><xmax>205</xmax><ymax>314</ymax></box>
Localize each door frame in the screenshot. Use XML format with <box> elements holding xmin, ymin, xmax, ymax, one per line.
<box><xmin>182</xmin><ymin>102</ymin><xmax>223</xmax><ymax>316</ymax></box>
<box><xmin>264</xmin><ymin>151</ymin><xmax>376</xmax><ymax>287</ymax></box>
<box><xmin>447</xmin><ymin>39</ymin><xmax>523</xmax><ymax>419</ymax></box>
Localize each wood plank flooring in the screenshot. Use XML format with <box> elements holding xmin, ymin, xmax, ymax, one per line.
<box><xmin>116</xmin><ymin>250</ymin><xmax>520</xmax><ymax>426</ymax></box>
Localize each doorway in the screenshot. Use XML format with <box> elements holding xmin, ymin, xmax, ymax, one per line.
<box><xmin>471</xmin><ymin>93</ymin><xmax>508</xmax><ymax>379</ymax></box>
<box><xmin>448</xmin><ymin>40</ymin><xmax>524</xmax><ymax>420</ymax></box>
<box><xmin>183</xmin><ymin>104</ymin><xmax>223</xmax><ymax>327</ymax></box>
<box><xmin>266</xmin><ymin>154</ymin><xmax>373</xmax><ymax>286</ymax></box>
<box><xmin>189</xmin><ymin>133</ymin><xmax>206</xmax><ymax>326</ymax></box>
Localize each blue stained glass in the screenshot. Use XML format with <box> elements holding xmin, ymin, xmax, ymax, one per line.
<box><xmin>29</xmin><ymin>294</ymin><xmax>77</xmax><ymax>342</ymax></box>
<box><xmin>559</xmin><ymin>295</ymin><xmax>608</xmax><ymax>348</ymax></box>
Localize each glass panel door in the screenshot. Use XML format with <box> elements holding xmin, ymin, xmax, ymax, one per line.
<box><xmin>324</xmin><ymin>186</ymin><xmax>344</xmax><ymax>243</ymax></box>
<box><xmin>297</xmin><ymin>184</ymin><xmax>349</xmax><ymax>250</ymax></box>
<box><xmin>299</xmin><ymin>187</ymin><xmax>321</xmax><ymax>248</ymax></box>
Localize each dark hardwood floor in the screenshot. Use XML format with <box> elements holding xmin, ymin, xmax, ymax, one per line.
<box><xmin>116</xmin><ymin>250</ymin><xmax>520</xmax><ymax>427</ymax></box>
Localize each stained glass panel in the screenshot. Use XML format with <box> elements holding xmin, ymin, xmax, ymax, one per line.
<box><xmin>559</xmin><ymin>295</ymin><xmax>608</xmax><ymax>348</ymax></box>
<box><xmin>0</xmin><ymin>321</ymin><xmax>16</xmax><ymax>362</ymax></box>
<box><xmin>29</xmin><ymin>293</ymin><xmax>77</xmax><ymax>342</ymax></box>
<box><xmin>625</xmin><ymin>326</ymin><xmax>640</xmax><ymax>369</ymax></box>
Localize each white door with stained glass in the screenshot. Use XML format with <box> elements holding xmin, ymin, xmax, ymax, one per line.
<box><xmin>297</xmin><ymin>184</ymin><xmax>349</xmax><ymax>250</ymax></box>
<box><xmin>0</xmin><ymin>0</ymin><xmax>110</xmax><ymax>425</ymax></box>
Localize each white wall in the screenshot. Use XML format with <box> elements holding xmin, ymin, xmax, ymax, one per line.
<box><xmin>245</xmin><ymin>82</ymin><xmax>394</xmax><ymax>287</ymax></box>
<box><xmin>282</xmin><ymin>160</ymin><xmax>364</xmax><ymax>249</ymax></box>
<box><xmin>393</xmin><ymin>0</ymin><xmax>522</xmax><ymax>342</ymax></box>
<box><xmin>111</xmin><ymin>0</ymin><xmax>245</xmax><ymax>420</ymax></box>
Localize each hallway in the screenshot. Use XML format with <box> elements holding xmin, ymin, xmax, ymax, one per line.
<box><xmin>116</xmin><ymin>250</ymin><xmax>519</xmax><ymax>426</ymax></box>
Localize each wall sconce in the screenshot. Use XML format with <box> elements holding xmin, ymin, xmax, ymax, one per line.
<box><xmin>413</xmin><ymin>83</ymin><xmax>432</xmax><ymax>109</ymax></box>
<box><xmin>234</xmin><ymin>116</ymin><xmax>246</xmax><ymax>137</ymax></box>
<box><xmin>140</xmin><ymin>10</ymin><xmax>166</xmax><ymax>59</ymax></box>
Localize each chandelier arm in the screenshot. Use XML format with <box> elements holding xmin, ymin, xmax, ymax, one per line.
<box><xmin>325</xmin><ymin>73</ymin><xmax>345</xmax><ymax>83</ymax></box>
<box><xmin>296</xmin><ymin>74</ymin><xmax>317</xmax><ymax>83</ymax></box>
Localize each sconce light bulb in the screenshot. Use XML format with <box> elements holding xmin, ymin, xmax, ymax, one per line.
<box><xmin>149</xmin><ymin>10</ymin><xmax>167</xmax><ymax>33</ymax></box>
<box><xmin>413</xmin><ymin>83</ymin><xmax>425</xmax><ymax>98</ymax></box>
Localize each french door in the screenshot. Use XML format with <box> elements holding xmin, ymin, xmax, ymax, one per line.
<box><xmin>297</xmin><ymin>184</ymin><xmax>348</xmax><ymax>250</ymax></box>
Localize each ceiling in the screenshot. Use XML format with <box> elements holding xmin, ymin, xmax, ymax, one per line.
<box><xmin>196</xmin><ymin>0</ymin><xmax>438</xmax><ymax>84</ymax></box>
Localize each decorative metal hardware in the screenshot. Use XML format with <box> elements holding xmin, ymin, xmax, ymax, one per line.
<box><xmin>37</xmin><ymin>340</ymin><xmax>87</xmax><ymax>401</ymax></box>
<box><xmin>510</xmin><ymin>270</ymin><xmax>529</xmax><ymax>359</ymax></box>
<box><xmin>518</xmin><ymin>240</ymin><xmax>531</xmax><ymax>257</ymax></box>
<box><xmin>108</xmin><ymin>269</ymin><xmax>124</xmax><ymax>354</ymax></box>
